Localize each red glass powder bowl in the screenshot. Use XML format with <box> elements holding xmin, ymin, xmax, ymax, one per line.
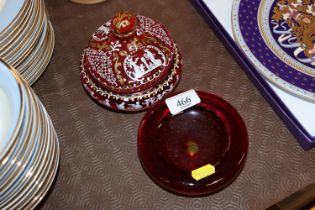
<box><xmin>80</xmin><ymin>12</ymin><xmax>182</xmax><ymax>112</ymax></box>
<box><xmin>138</xmin><ymin>91</ymin><xmax>248</xmax><ymax>196</ymax></box>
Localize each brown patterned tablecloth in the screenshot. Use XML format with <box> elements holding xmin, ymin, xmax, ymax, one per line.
<box><xmin>33</xmin><ymin>0</ymin><xmax>315</xmax><ymax>209</ymax></box>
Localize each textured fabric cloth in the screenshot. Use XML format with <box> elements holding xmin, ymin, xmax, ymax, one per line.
<box><xmin>34</xmin><ymin>0</ymin><xmax>315</xmax><ymax>209</ymax></box>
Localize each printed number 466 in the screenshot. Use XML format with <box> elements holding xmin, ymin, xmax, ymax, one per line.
<box><xmin>177</xmin><ymin>96</ymin><xmax>191</xmax><ymax>107</ymax></box>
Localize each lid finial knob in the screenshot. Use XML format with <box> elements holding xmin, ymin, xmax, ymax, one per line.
<box><xmin>111</xmin><ymin>12</ymin><xmax>137</xmax><ymax>37</ymax></box>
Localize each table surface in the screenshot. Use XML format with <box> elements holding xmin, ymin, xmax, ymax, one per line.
<box><xmin>33</xmin><ymin>0</ymin><xmax>315</xmax><ymax>209</ymax></box>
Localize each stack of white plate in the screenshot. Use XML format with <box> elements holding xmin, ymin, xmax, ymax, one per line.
<box><xmin>0</xmin><ymin>59</ymin><xmax>59</xmax><ymax>209</ymax></box>
<box><xmin>0</xmin><ymin>0</ymin><xmax>55</xmax><ymax>85</ymax></box>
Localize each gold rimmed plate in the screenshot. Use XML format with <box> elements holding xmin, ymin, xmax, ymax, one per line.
<box><xmin>18</xmin><ymin>15</ymin><xmax>49</xmax><ymax>75</ymax></box>
<box><xmin>23</xmin><ymin>20</ymin><xmax>55</xmax><ymax>85</ymax></box>
<box><xmin>5</xmin><ymin>87</ymin><xmax>54</xmax><ymax>210</ymax></box>
<box><xmin>0</xmin><ymin>0</ymin><xmax>27</xmax><ymax>38</ymax></box>
<box><xmin>0</xmin><ymin>72</ymin><xmax>30</xmax><ymax>185</ymax></box>
<box><xmin>0</xmin><ymin>60</ymin><xmax>23</xmax><ymax>162</ymax></box>
<box><xmin>0</xmin><ymin>0</ymin><xmax>35</xmax><ymax>50</ymax></box>
<box><xmin>0</xmin><ymin>1</ymin><xmax>32</xmax><ymax>47</ymax></box>
<box><xmin>26</xmin><ymin>102</ymin><xmax>60</xmax><ymax>209</ymax></box>
<box><xmin>0</xmin><ymin>0</ymin><xmax>43</xmax><ymax>62</ymax></box>
<box><xmin>6</xmin><ymin>0</ymin><xmax>45</xmax><ymax>67</ymax></box>
<box><xmin>0</xmin><ymin>75</ymin><xmax>43</xmax><ymax>206</ymax></box>
<box><xmin>232</xmin><ymin>0</ymin><xmax>315</xmax><ymax>102</ymax></box>
<box><xmin>8</xmin><ymin>80</ymin><xmax>56</xmax><ymax>209</ymax></box>
<box><xmin>0</xmin><ymin>60</ymin><xmax>59</xmax><ymax>209</ymax></box>
<box><xmin>12</xmin><ymin>82</ymin><xmax>59</xmax><ymax>210</ymax></box>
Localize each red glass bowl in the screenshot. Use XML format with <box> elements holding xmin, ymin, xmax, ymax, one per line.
<box><xmin>137</xmin><ymin>91</ymin><xmax>248</xmax><ymax>196</ymax></box>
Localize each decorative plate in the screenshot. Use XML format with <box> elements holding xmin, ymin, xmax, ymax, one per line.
<box><xmin>232</xmin><ymin>0</ymin><xmax>315</xmax><ymax>101</ymax></box>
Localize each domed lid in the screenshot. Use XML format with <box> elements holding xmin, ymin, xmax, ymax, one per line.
<box><xmin>82</xmin><ymin>12</ymin><xmax>176</xmax><ymax>94</ymax></box>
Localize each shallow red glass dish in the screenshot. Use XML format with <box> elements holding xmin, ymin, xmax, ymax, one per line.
<box><xmin>138</xmin><ymin>91</ymin><xmax>248</xmax><ymax>196</ymax></box>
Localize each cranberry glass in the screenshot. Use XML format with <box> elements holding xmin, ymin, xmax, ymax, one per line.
<box><xmin>80</xmin><ymin>12</ymin><xmax>182</xmax><ymax>112</ymax></box>
<box><xmin>138</xmin><ymin>91</ymin><xmax>248</xmax><ymax>196</ymax></box>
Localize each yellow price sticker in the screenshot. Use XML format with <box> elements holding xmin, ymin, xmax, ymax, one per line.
<box><xmin>191</xmin><ymin>164</ymin><xmax>215</xmax><ymax>181</ymax></box>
